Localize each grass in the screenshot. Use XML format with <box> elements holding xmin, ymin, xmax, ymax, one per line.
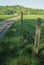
<box><xmin>0</xmin><ymin>15</ymin><xmax>44</xmax><ymax>65</ymax></box>
<box><xmin>24</xmin><ymin>15</ymin><xmax>44</xmax><ymax>19</ymax></box>
<box><xmin>0</xmin><ymin>14</ymin><xmax>16</xmax><ymax>21</ymax></box>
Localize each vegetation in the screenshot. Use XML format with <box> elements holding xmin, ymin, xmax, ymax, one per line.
<box><xmin>0</xmin><ymin>15</ymin><xmax>17</xmax><ymax>21</ymax></box>
<box><xmin>0</xmin><ymin>5</ymin><xmax>44</xmax><ymax>15</ymax></box>
<box><xmin>0</xmin><ymin>15</ymin><xmax>44</xmax><ymax>65</ymax></box>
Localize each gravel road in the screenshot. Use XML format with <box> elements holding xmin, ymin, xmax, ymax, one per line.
<box><xmin>0</xmin><ymin>16</ymin><xmax>18</xmax><ymax>39</ymax></box>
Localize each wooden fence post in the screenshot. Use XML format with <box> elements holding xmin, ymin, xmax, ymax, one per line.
<box><xmin>34</xmin><ymin>18</ymin><xmax>41</xmax><ymax>54</ymax></box>
<box><xmin>21</xmin><ymin>12</ymin><xmax>23</xmax><ymax>34</ymax></box>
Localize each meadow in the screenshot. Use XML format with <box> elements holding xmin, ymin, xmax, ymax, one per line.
<box><xmin>0</xmin><ymin>15</ymin><xmax>44</xmax><ymax>65</ymax></box>
<box><xmin>0</xmin><ymin>15</ymin><xmax>16</xmax><ymax>21</ymax></box>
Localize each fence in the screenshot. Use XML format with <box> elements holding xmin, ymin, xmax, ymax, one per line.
<box><xmin>21</xmin><ymin>12</ymin><xmax>42</xmax><ymax>54</ymax></box>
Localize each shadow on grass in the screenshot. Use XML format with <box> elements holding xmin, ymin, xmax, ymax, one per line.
<box><xmin>0</xmin><ymin>19</ymin><xmax>44</xmax><ymax>65</ymax></box>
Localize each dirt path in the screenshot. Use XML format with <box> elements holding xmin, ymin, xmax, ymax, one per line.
<box><xmin>0</xmin><ymin>16</ymin><xmax>19</xmax><ymax>39</ymax></box>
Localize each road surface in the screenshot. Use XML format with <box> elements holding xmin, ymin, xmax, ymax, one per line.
<box><xmin>0</xmin><ymin>17</ymin><xmax>18</xmax><ymax>39</ymax></box>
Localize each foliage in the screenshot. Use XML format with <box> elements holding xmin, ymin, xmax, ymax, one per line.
<box><xmin>0</xmin><ymin>5</ymin><xmax>44</xmax><ymax>15</ymax></box>
<box><xmin>0</xmin><ymin>15</ymin><xmax>44</xmax><ymax>65</ymax></box>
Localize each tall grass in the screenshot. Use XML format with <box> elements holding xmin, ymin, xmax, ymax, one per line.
<box><xmin>0</xmin><ymin>15</ymin><xmax>44</xmax><ymax>65</ymax></box>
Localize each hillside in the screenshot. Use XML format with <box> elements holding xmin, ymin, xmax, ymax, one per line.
<box><xmin>0</xmin><ymin>5</ymin><xmax>44</xmax><ymax>15</ymax></box>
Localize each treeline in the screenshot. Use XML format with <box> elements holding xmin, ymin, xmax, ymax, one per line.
<box><xmin>0</xmin><ymin>5</ymin><xmax>44</xmax><ymax>15</ymax></box>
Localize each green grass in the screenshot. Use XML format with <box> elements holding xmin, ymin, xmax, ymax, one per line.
<box><xmin>0</xmin><ymin>15</ymin><xmax>16</xmax><ymax>21</ymax></box>
<box><xmin>24</xmin><ymin>15</ymin><xmax>44</xmax><ymax>19</ymax></box>
<box><xmin>0</xmin><ymin>15</ymin><xmax>44</xmax><ymax>65</ymax></box>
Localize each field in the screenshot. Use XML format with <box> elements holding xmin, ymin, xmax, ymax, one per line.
<box><xmin>0</xmin><ymin>15</ymin><xmax>44</xmax><ymax>65</ymax></box>
<box><xmin>0</xmin><ymin>15</ymin><xmax>16</xmax><ymax>21</ymax></box>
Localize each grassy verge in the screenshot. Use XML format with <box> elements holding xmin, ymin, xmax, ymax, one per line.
<box><xmin>0</xmin><ymin>15</ymin><xmax>44</xmax><ymax>65</ymax></box>
<box><xmin>0</xmin><ymin>15</ymin><xmax>17</xmax><ymax>21</ymax></box>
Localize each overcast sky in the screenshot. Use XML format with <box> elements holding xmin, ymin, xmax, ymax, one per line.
<box><xmin>0</xmin><ymin>0</ymin><xmax>44</xmax><ymax>9</ymax></box>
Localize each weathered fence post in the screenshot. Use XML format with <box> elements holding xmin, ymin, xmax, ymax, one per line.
<box><xmin>21</xmin><ymin>12</ymin><xmax>23</xmax><ymax>34</ymax></box>
<box><xmin>34</xmin><ymin>18</ymin><xmax>41</xmax><ymax>54</ymax></box>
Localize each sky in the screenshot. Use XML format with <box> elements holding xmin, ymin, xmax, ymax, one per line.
<box><xmin>0</xmin><ymin>0</ymin><xmax>44</xmax><ymax>9</ymax></box>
